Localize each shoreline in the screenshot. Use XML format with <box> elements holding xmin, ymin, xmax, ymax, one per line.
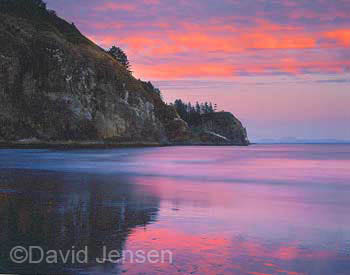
<box><xmin>0</xmin><ymin>141</ymin><xmax>249</xmax><ymax>149</ymax></box>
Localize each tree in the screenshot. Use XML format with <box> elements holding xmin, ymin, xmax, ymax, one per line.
<box><xmin>205</xmin><ymin>102</ymin><xmax>209</xmax><ymax>113</ymax></box>
<box><xmin>108</xmin><ymin>46</ymin><xmax>131</xmax><ymax>72</ymax></box>
<box><xmin>195</xmin><ymin>102</ymin><xmax>201</xmax><ymax>113</ymax></box>
<box><xmin>154</xmin><ymin>88</ymin><xmax>162</xmax><ymax>99</ymax></box>
<box><xmin>201</xmin><ymin>103</ymin><xmax>204</xmax><ymax>113</ymax></box>
<box><xmin>173</xmin><ymin>99</ymin><xmax>217</xmax><ymax>127</ymax></box>
<box><xmin>140</xmin><ymin>81</ymin><xmax>163</xmax><ymax>99</ymax></box>
<box><xmin>187</xmin><ymin>102</ymin><xmax>193</xmax><ymax>113</ymax></box>
<box><xmin>174</xmin><ymin>99</ymin><xmax>187</xmax><ymax>120</ymax></box>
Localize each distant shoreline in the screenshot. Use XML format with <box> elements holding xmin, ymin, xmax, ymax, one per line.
<box><xmin>251</xmin><ymin>141</ymin><xmax>350</xmax><ymax>145</ymax></box>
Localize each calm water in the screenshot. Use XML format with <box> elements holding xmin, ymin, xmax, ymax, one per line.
<box><xmin>0</xmin><ymin>145</ymin><xmax>350</xmax><ymax>274</ymax></box>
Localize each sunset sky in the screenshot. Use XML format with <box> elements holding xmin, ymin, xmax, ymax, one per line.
<box><xmin>46</xmin><ymin>0</ymin><xmax>350</xmax><ymax>141</ymax></box>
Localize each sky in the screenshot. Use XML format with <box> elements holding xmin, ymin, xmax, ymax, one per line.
<box><xmin>45</xmin><ymin>0</ymin><xmax>350</xmax><ymax>141</ymax></box>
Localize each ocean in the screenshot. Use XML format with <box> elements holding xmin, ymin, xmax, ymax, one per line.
<box><xmin>0</xmin><ymin>145</ymin><xmax>349</xmax><ymax>274</ymax></box>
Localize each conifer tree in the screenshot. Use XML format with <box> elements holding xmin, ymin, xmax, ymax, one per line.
<box><xmin>108</xmin><ymin>46</ymin><xmax>131</xmax><ymax>72</ymax></box>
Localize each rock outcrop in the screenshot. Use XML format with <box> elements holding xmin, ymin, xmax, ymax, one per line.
<box><xmin>0</xmin><ymin>0</ymin><xmax>249</xmax><ymax>146</ymax></box>
<box><xmin>193</xmin><ymin>112</ymin><xmax>249</xmax><ymax>145</ymax></box>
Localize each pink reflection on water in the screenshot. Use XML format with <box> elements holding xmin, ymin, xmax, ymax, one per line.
<box><xmin>124</xmin><ymin>145</ymin><xmax>350</xmax><ymax>187</ymax></box>
<box><xmin>118</xmin><ymin>145</ymin><xmax>350</xmax><ymax>274</ymax></box>
<box><xmin>122</xmin><ymin>226</ymin><xmax>339</xmax><ymax>275</ymax></box>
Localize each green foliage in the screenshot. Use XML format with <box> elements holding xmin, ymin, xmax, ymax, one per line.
<box><xmin>108</xmin><ymin>46</ymin><xmax>131</xmax><ymax>72</ymax></box>
<box><xmin>172</xmin><ymin>99</ymin><xmax>216</xmax><ymax>126</ymax></box>
<box><xmin>140</xmin><ymin>81</ymin><xmax>163</xmax><ymax>99</ymax></box>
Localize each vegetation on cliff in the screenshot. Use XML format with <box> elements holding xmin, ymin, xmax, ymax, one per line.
<box><xmin>108</xmin><ymin>46</ymin><xmax>132</xmax><ymax>73</ymax></box>
<box><xmin>172</xmin><ymin>99</ymin><xmax>216</xmax><ymax>127</ymax></box>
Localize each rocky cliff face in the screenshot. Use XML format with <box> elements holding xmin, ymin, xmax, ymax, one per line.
<box><xmin>0</xmin><ymin>1</ymin><xmax>249</xmax><ymax>146</ymax></box>
<box><xmin>0</xmin><ymin>3</ymin><xmax>171</xmax><ymax>143</ymax></box>
<box><xmin>194</xmin><ymin>112</ymin><xmax>249</xmax><ymax>145</ymax></box>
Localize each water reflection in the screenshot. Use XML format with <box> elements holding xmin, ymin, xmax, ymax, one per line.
<box><xmin>0</xmin><ymin>169</ymin><xmax>160</xmax><ymax>274</ymax></box>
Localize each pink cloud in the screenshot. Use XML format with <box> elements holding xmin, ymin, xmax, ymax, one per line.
<box><xmin>94</xmin><ymin>2</ymin><xmax>136</xmax><ymax>12</ymax></box>
<box><xmin>77</xmin><ymin>4</ymin><xmax>350</xmax><ymax>80</ymax></box>
<box><xmin>324</xmin><ymin>29</ymin><xmax>350</xmax><ymax>47</ymax></box>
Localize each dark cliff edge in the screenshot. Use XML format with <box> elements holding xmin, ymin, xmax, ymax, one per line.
<box><xmin>0</xmin><ymin>0</ymin><xmax>249</xmax><ymax>147</ymax></box>
<box><xmin>190</xmin><ymin>112</ymin><xmax>249</xmax><ymax>146</ymax></box>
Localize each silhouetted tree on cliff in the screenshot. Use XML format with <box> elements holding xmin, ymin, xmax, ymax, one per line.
<box><xmin>108</xmin><ymin>46</ymin><xmax>131</xmax><ymax>73</ymax></box>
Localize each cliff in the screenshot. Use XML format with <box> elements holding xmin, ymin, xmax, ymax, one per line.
<box><xmin>0</xmin><ymin>0</ymin><xmax>249</xmax><ymax>146</ymax></box>
<box><xmin>192</xmin><ymin>112</ymin><xmax>249</xmax><ymax>145</ymax></box>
